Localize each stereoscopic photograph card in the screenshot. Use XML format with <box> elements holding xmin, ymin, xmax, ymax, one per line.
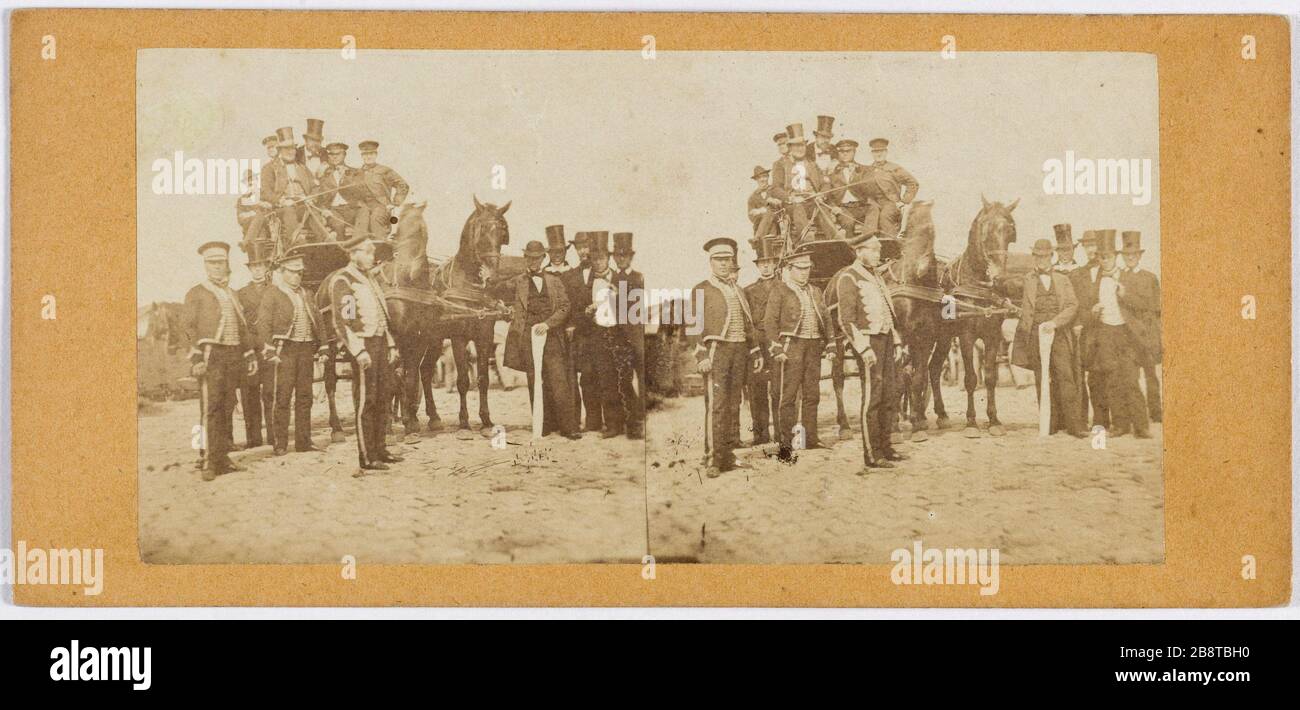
<box><xmin>7</xmin><ymin>10</ymin><xmax>1292</xmax><ymax>606</ymax></box>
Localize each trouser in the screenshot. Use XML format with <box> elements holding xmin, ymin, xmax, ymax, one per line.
<box><xmin>524</xmin><ymin>329</ymin><xmax>579</xmax><ymax>436</ymax></box>
<box><xmin>238</xmin><ymin>354</ymin><xmax>275</xmax><ymax>447</ymax></box>
<box><xmin>1030</xmin><ymin>328</ymin><xmax>1085</xmax><ymax>436</ymax></box>
<box><xmin>704</xmin><ymin>340</ymin><xmax>747</xmax><ymax>469</ymax></box>
<box><xmin>1096</xmin><ymin>324</ymin><xmax>1149</xmax><ymax>437</ymax></box>
<box><xmin>348</xmin><ymin>335</ymin><xmax>393</xmax><ymax>466</ymax></box>
<box><xmin>323</xmin><ymin>203</ymin><xmax>372</xmax><ymax>240</ymax></box>
<box><xmin>361</xmin><ymin>200</ymin><xmax>392</xmax><ymax>238</ymax></box>
<box><xmin>272</xmin><ymin>340</ymin><xmax>317</xmax><ymax>451</ymax></box>
<box><xmin>863</xmin><ymin>198</ymin><xmax>903</xmax><ymax>237</ymax></box>
<box><xmin>752</xmin><ymin>209</ymin><xmax>780</xmax><ymax>241</ymax></box>
<box><xmin>1142</xmin><ymin>364</ymin><xmax>1163</xmax><ymax>422</ymax></box>
<box><xmin>746</xmin><ymin>366</ymin><xmax>778</xmax><ymax>444</ymax></box>
<box><xmin>833</xmin><ymin>202</ymin><xmax>869</xmax><ymax>234</ymax></box>
<box><xmin>275</xmin><ymin>204</ymin><xmax>330</xmax><ymax>244</ymax></box>
<box><xmin>854</xmin><ymin>333</ymin><xmax>897</xmax><ymax>464</ymax></box>
<box><xmin>775</xmin><ymin>337</ymin><xmax>823</xmax><ymax>448</ymax></box>
<box><xmin>239</xmin><ymin>207</ymin><xmax>272</xmax><ymax>243</ymax></box>
<box><xmin>602</xmin><ymin>326</ymin><xmax>644</xmax><ymax>435</ymax></box>
<box><xmin>572</xmin><ymin>330</ymin><xmax>607</xmax><ymax>431</ymax></box>
<box><xmin>787</xmin><ymin>201</ymin><xmax>841</xmax><ymax>244</ymax></box>
<box><xmin>200</xmin><ymin>345</ymin><xmax>244</xmax><ymax>473</ymax></box>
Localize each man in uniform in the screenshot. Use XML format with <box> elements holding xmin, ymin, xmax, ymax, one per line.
<box><xmin>317</xmin><ymin>142</ymin><xmax>369</xmax><ymax>241</ymax></box>
<box><xmin>257</xmin><ymin>250</ymin><xmax>327</xmax><ymax>456</ymax></box>
<box><xmin>261</xmin><ymin>134</ymin><xmax>278</xmax><ymax>161</ymax></box>
<box><xmin>694</xmin><ymin>237</ymin><xmax>764</xmax><ymax>477</ymax></box>
<box><xmin>747</xmin><ymin>165</ymin><xmax>780</xmax><ymax>241</ymax></box>
<box><xmin>1012</xmin><ymin>238</ymin><xmax>1086</xmax><ymax>437</ymax></box>
<box><xmin>1119</xmin><ymin>231</ymin><xmax>1162</xmax><ymax>423</ymax></box>
<box><xmin>764</xmin><ymin>245</ymin><xmax>830</xmax><ymax>451</ymax></box>
<box><xmin>297</xmin><ymin>118</ymin><xmax>327</xmax><ymax>178</ymax></box>
<box><xmin>182</xmin><ymin>242</ymin><xmax>259</xmax><ymax>481</ymax></box>
<box><xmin>1085</xmin><ymin>231</ymin><xmax>1152</xmax><ymax>439</ymax></box>
<box><xmin>235</xmin><ymin>240</ymin><xmax>276</xmax><ymax>449</ymax></box>
<box><xmin>608</xmin><ymin>232</ymin><xmax>646</xmax><ymax>439</ymax></box>
<box><xmin>861</xmin><ymin>138</ymin><xmax>920</xmax><ymax>239</ymax></box>
<box><xmin>835</xmin><ymin>232</ymin><xmax>906</xmax><ymax>470</ymax></box>
<box><xmin>742</xmin><ymin>238</ymin><xmax>782</xmax><ymax>445</ymax></box>
<box><xmin>812</xmin><ymin>115</ymin><xmax>837</xmax><ymax>174</ymax></box>
<box><xmin>574</xmin><ymin>231</ymin><xmax>613</xmax><ymax>434</ymax></box>
<box><xmin>259</xmin><ymin>126</ymin><xmax>329</xmax><ymax>245</ymax></box>
<box><xmin>1069</xmin><ymin>229</ymin><xmax>1106</xmax><ymax>429</ymax></box>
<box><xmin>769</xmin><ymin>123</ymin><xmax>836</xmax><ymax>244</ymax></box>
<box><xmin>826</xmin><ymin>139</ymin><xmax>870</xmax><ymax>237</ymax></box>
<box><xmin>773</xmin><ymin>131</ymin><xmax>789</xmax><ymax>159</ymax></box>
<box><xmin>329</xmin><ymin>237</ymin><xmax>404</xmax><ymax>472</ymax></box>
<box><xmin>504</xmin><ymin>240</ymin><xmax>580</xmax><ymax>439</ymax></box>
<box><xmin>356</xmin><ymin>140</ymin><xmax>410</xmax><ymax>239</ymax></box>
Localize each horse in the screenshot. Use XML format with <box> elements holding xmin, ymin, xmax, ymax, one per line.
<box><xmin>933</xmin><ymin>196</ymin><xmax>1020</xmax><ymax>437</ymax></box>
<box><xmin>429</xmin><ymin>196</ymin><xmax>516</xmax><ymax>434</ymax></box>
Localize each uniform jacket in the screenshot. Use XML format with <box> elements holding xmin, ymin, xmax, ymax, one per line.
<box><xmin>863</xmin><ymin>161</ymin><xmax>920</xmax><ymax>205</ymax></box>
<box><xmin>826</xmin><ymin>161</ymin><xmax>870</xmax><ymax>205</ymax></box>
<box><xmin>834</xmin><ymin>262</ymin><xmax>898</xmax><ymax>354</ymax></box>
<box><xmin>260</xmin><ymin>159</ymin><xmax>317</xmax><ymax>206</ymax></box>
<box><xmin>763</xmin><ymin>278</ymin><xmax>830</xmax><ymax>358</ymax></box>
<box><xmin>691</xmin><ymin>277</ymin><xmax>761</xmax><ymax>363</ymax></box>
<box><xmin>317</xmin><ymin>164</ymin><xmax>365</xmax><ymax>208</ymax></box>
<box><xmin>769</xmin><ymin>155</ymin><xmax>829</xmax><ymax>203</ymax></box>
<box><xmin>503</xmin><ymin>271</ymin><xmax>570</xmax><ymax>372</ymax></box>
<box><xmin>256</xmin><ymin>282</ymin><xmax>326</xmax><ymax>357</ymax></box>
<box><xmin>328</xmin><ymin>265</ymin><xmax>396</xmax><ymax>357</ymax></box>
<box><xmin>1119</xmin><ymin>267</ymin><xmax>1162</xmax><ymax>364</ymax></box>
<box><xmin>182</xmin><ymin>280</ymin><xmax>255</xmax><ymax>361</ymax></box>
<box><xmin>1011</xmin><ymin>271</ymin><xmax>1078</xmax><ymax>369</ymax></box>
<box><xmin>358</xmin><ymin>164</ymin><xmax>410</xmax><ymax>207</ymax></box>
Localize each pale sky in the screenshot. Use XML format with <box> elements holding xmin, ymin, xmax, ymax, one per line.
<box><xmin>138</xmin><ymin>49</ymin><xmax>1159</xmax><ymax>303</ymax></box>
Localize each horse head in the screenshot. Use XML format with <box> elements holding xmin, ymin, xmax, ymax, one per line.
<box><xmin>393</xmin><ymin>201</ymin><xmax>429</xmax><ymax>260</ymax></box>
<box><xmin>969</xmin><ymin>195</ymin><xmax>1018</xmax><ymax>281</ymax></box>
<box><xmin>457</xmin><ymin>196</ymin><xmax>512</xmax><ymax>280</ymax></box>
<box><xmin>901</xmin><ymin>199</ymin><xmax>937</xmax><ymax>285</ymax></box>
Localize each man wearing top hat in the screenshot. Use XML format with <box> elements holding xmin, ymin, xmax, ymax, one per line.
<box><xmin>1052</xmin><ymin>224</ymin><xmax>1079</xmax><ymax>273</ymax></box>
<box><xmin>258</xmin><ymin>249</ymin><xmax>328</xmax><ymax>456</ymax></box>
<box><xmin>1069</xmin><ymin>229</ymin><xmax>1105</xmax><ymax>428</ymax></box>
<box><xmin>356</xmin><ymin>140</ymin><xmax>409</xmax><ymax>239</ymax></box>
<box><xmin>826</xmin><ymin>139</ymin><xmax>870</xmax><ymax>236</ymax></box>
<box><xmin>543</xmin><ymin>225</ymin><xmax>572</xmax><ymax>275</ymax></box>
<box><xmin>607</xmin><ymin>232</ymin><xmax>646</xmax><ymax>439</ymax></box>
<box><xmin>329</xmin><ymin>236</ymin><xmax>404</xmax><ymax>471</ymax></box>
<box><xmin>694</xmin><ymin>237</ymin><xmax>765</xmax><ymax>477</ymax></box>
<box><xmin>296</xmin><ymin>118</ymin><xmax>327</xmax><ymax>179</ymax></box>
<box><xmin>504</xmin><ymin>239</ymin><xmax>580</xmax><ymax>439</ymax></box>
<box><xmin>860</xmin><ymin>138</ymin><xmax>920</xmax><ymax>238</ymax></box>
<box><xmin>743</xmin><ymin>238</ymin><xmax>783</xmax><ymax>445</ymax></box>
<box><xmin>1119</xmin><ymin>231</ymin><xmax>1162</xmax><ymax>423</ymax></box>
<box><xmin>259</xmin><ymin>126</ymin><xmax>329</xmax><ymax>245</ymax></box>
<box><xmin>835</xmin><ymin>232</ymin><xmax>906</xmax><ymax>470</ymax></box>
<box><xmin>764</xmin><ymin>244</ymin><xmax>831</xmax><ymax>451</ymax></box>
<box><xmin>563</xmin><ymin>231</ymin><xmax>607</xmax><ymax>433</ymax></box>
<box><xmin>235</xmin><ymin>240</ymin><xmax>277</xmax><ymax>449</ymax></box>
<box><xmin>769</xmin><ymin>123</ymin><xmax>836</xmax><ymax>244</ymax></box>
<box><xmin>1082</xmin><ymin>231</ymin><xmax>1151</xmax><ymax>438</ymax></box>
<box><xmin>748</xmin><ymin>165</ymin><xmax>780</xmax><ymax>241</ymax></box>
<box><xmin>1012</xmin><ymin>238</ymin><xmax>1086</xmax><ymax>437</ymax></box>
<box><xmin>183</xmin><ymin>242</ymin><xmax>260</xmax><ymax>481</ymax></box>
<box><xmin>812</xmin><ymin>115</ymin><xmax>837</xmax><ymax>174</ymax></box>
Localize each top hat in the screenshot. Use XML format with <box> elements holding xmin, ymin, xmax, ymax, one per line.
<box><xmin>1031</xmin><ymin>238</ymin><xmax>1054</xmax><ymax>257</ymax></box>
<box><xmin>784</xmin><ymin>244</ymin><xmax>815</xmax><ymax>268</ymax></box>
<box><xmin>588</xmin><ymin>231</ymin><xmax>611</xmax><ymax>255</ymax></box>
<box><xmin>753</xmin><ymin>238</ymin><xmax>782</xmax><ymax>263</ymax></box>
<box><xmin>544</xmin><ymin>225</ymin><xmax>566</xmax><ymax>251</ymax></box>
<box><xmin>571</xmin><ymin>231</ymin><xmax>591</xmax><ymax>247</ymax></box>
<box><xmin>612</xmin><ymin>232</ymin><xmax>635</xmax><ymax>256</ymax></box>
<box><xmin>304</xmin><ymin>118</ymin><xmax>324</xmax><ymax>140</ymax></box>
<box><xmin>245</xmin><ymin>240</ymin><xmax>276</xmax><ymax>266</ymax></box>
<box><xmin>275</xmin><ymin>127</ymin><xmax>296</xmax><ymax>148</ymax></box>
<box><xmin>522</xmin><ymin>240</ymin><xmax>547</xmax><ymax>258</ymax></box>
<box><xmin>785</xmin><ymin>123</ymin><xmax>806</xmax><ymax>143</ymax></box>
<box><xmin>358</xmin><ymin>140</ymin><xmax>379</xmax><ymax>152</ymax></box>
<box><xmin>325</xmin><ymin>142</ymin><xmax>349</xmax><ymax>153</ymax></box>
<box><xmin>773</xmin><ymin>132</ymin><xmax>788</xmax><ymax>145</ymax></box>
<box><xmin>275</xmin><ymin>246</ymin><xmax>307</xmax><ymax>271</ymax></box>
<box><xmin>1053</xmin><ymin>224</ymin><xmax>1074</xmax><ymax>250</ymax></box>
<box><xmin>814</xmin><ymin>115</ymin><xmax>835</xmax><ymax>137</ymax></box>
<box><xmin>261</xmin><ymin>135</ymin><xmax>278</xmax><ymax>147</ymax></box>
<box><xmin>1080</xmin><ymin>229</ymin><xmax>1098</xmax><ymax>246</ymax></box>
<box><xmin>198</xmin><ymin>241</ymin><xmax>232</xmax><ymax>260</ymax></box>
<box><xmin>752</xmin><ymin>165</ymin><xmax>771</xmax><ymax>180</ymax></box>
<box><xmin>1095</xmin><ymin>229</ymin><xmax>1119</xmax><ymax>255</ymax></box>
<box><xmin>869</xmin><ymin>137</ymin><xmax>889</xmax><ymax>150</ymax></box>
<box><xmin>704</xmin><ymin>237</ymin><xmax>738</xmax><ymax>258</ymax></box>
<box><xmin>1120</xmin><ymin>231</ymin><xmax>1144</xmax><ymax>254</ymax></box>
<box><xmin>848</xmin><ymin>226</ymin><xmax>890</xmax><ymax>248</ymax></box>
<box><xmin>834</xmin><ymin>139</ymin><xmax>859</xmax><ymax>150</ymax></box>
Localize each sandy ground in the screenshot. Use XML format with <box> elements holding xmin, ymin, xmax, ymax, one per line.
<box><xmin>646</xmin><ymin>375</ymin><xmax>1164</xmax><ymax>565</ymax></box>
<box><xmin>138</xmin><ymin>381</ymin><xmax>647</xmax><ymax>564</ymax></box>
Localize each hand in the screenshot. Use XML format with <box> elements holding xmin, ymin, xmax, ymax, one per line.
<box><xmin>267</xmin><ymin>355</ymin><xmax>282</xmax><ymax>365</ymax></box>
<box><xmin>257</xmin><ymin>201</ymin><xmax>273</xmax><ymax>210</ymax></box>
<box><xmin>1116</xmin><ymin>282</ymin><xmax>1126</xmax><ymax>298</ymax></box>
<box><xmin>191</xmin><ymin>361</ymin><xmax>207</xmax><ymax>377</ymax></box>
<box><xmin>752</xmin><ymin>356</ymin><xmax>764</xmax><ymax>374</ymax></box>
<box><xmin>774</xmin><ymin>353</ymin><xmax>788</xmax><ymax>364</ymax></box>
<box><xmin>566</xmin><ymin>326</ymin><xmax>576</xmax><ymax>338</ymax></box>
<box><xmin>479</xmin><ymin>264</ymin><xmax>494</xmax><ymax>282</ymax></box>
<box><xmin>585</xmin><ymin>304</ymin><xmax>598</xmax><ymax>314</ymax></box>
<box><xmin>247</xmin><ymin>358</ymin><xmax>259</xmax><ymax>376</ymax></box>
<box><xmin>791</xmin><ymin>195</ymin><xmax>805</xmax><ymax>204</ymax></box>
<box><xmin>533</xmin><ymin>322</ymin><xmax>549</xmax><ymax>337</ymax></box>
<box><xmin>1039</xmin><ymin>321</ymin><xmax>1056</xmax><ymax>335</ymax></box>
<box><xmin>697</xmin><ymin>358</ymin><xmax>712</xmax><ymax>374</ymax></box>
<box><xmin>862</xmin><ymin>349</ymin><xmax>878</xmax><ymax>369</ymax></box>
<box><xmin>356</xmin><ymin>351</ymin><xmax>372</xmax><ymax>370</ymax></box>
<box><xmin>1091</xmin><ymin>303</ymin><xmax>1103</xmax><ymax>315</ymax></box>
<box><xmin>388</xmin><ymin>347</ymin><xmax>399</xmax><ymax>365</ymax></box>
